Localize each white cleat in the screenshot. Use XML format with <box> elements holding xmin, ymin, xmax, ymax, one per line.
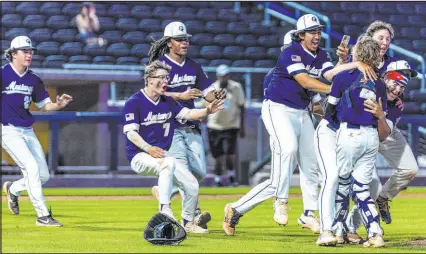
<box><xmin>363</xmin><ymin>234</ymin><xmax>385</xmax><ymax>248</ymax></box>
<box><xmin>316</xmin><ymin>231</ymin><xmax>338</xmax><ymax>246</ymax></box>
<box><xmin>184</xmin><ymin>221</ymin><xmax>209</xmax><ymax>234</ymax></box>
<box><xmin>298</xmin><ymin>213</ymin><xmax>320</xmax><ymax>234</ymax></box>
<box><xmin>273</xmin><ymin>200</ymin><xmax>289</xmax><ymax>226</ymax></box>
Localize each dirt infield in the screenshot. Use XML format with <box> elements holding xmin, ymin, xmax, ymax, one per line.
<box><xmin>407</xmin><ymin>239</ymin><xmax>426</xmax><ymax>247</ymax></box>
<box><xmin>3</xmin><ymin>192</ymin><xmax>426</xmax><ymax>201</ymax></box>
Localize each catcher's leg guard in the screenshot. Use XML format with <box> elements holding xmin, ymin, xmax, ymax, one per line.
<box><xmin>352</xmin><ymin>178</ymin><xmax>382</xmax><ymax>237</ymax></box>
<box><xmin>332</xmin><ymin>175</ymin><xmax>352</xmax><ymax>236</ymax></box>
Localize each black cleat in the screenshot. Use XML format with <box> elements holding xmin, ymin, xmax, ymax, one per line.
<box><xmin>36</xmin><ymin>208</ymin><xmax>63</xmax><ymax>227</ymax></box>
<box><xmin>376</xmin><ymin>196</ymin><xmax>392</xmax><ymax>224</ymax></box>
<box><xmin>3</xmin><ymin>181</ymin><xmax>19</xmax><ymax>215</ymax></box>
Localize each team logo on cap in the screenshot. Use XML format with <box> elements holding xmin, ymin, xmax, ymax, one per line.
<box><xmin>404</xmin><ymin>62</ymin><xmax>409</xmax><ymax>68</ymax></box>
<box><xmin>179</xmin><ymin>26</ymin><xmax>184</xmax><ymax>32</ymax></box>
<box><xmin>311</xmin><ymin>16</ymin><xmax>317</xmax><ymax>22</ymax></box>
<box><xmin>26</xmin><ymin>38</ymin><xmax>31</xmax><ymax>44</ymax></box>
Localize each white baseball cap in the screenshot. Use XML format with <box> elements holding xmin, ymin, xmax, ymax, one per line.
<box><xmin>164</xmin><ymin>21</ymin><xmax>192</xmax><ymax>38</ymax></box>
<box><xmin>216</xmin><ymin>64</ymin><xmax>230</xmax><ymax>76</ymax></box>
<box><xmin>296</xmin><ymin>14</ymin><xmax>325</xmax><ymax>32</ymax></box>
<box><xmin>10</xmin><ymin>36</ymin><xmax>36</xmax><ymax>50</ymax></box>
<box><xmin>283</xmin><ymin>30</ymin><xmax>296</xmax><ymax>46</ymax></box>
<box><xmin>386</xmin><ymin>60</ymin><xmax>418</xmax><ymax>78</ymax></box>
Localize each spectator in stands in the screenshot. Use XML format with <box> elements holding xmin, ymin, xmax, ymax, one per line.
<box><xmin>75</xmin><ymin>2</ymin><xmax>106</xmax><ymax>46</ymax></box>
<box><xmin>206</xmin><ymin>65</ymin><xmax>245</xmax><ymax>187</ymax></box>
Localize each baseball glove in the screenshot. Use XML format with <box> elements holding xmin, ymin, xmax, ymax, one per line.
<box><xmin>144</xmin><ymin>212</ymin><xmax>186</xmax><ymax>245</ymax></box>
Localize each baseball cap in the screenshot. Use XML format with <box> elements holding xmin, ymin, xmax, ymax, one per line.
<box><xmin>164</xmin><ymin>22</ymin><xmax>192</xmax><ymax>38</ymax></box>
<box><xmin>216</xmin><ymin>64</ymin><xmax>230</xmax><ymax>76</ymax></box>
<box><xmin>10</xmin><ymin>36</ymin><xmax>36</xmax><ymax>50</ymax></box>
<box><xmin>283</xmin><ymin>30</ymin><xmax>296</xmax><ymax>46</ymax></box>
<box><xmin>386</xmin><ymin>60</ymin><xmax>418</xmax><ymax>78</ymax></box>
<box><xmin>296</xmin><ymin>14</ymin><xmax>325</xmax><ymax>32</ymax></box>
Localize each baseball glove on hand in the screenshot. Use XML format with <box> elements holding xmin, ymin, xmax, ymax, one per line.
<box><xmin>144</xmin><ymin>212</ymin><xmax>187</xmax><ymax>245</ymax></box>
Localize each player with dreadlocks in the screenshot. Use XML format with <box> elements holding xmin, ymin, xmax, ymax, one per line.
<box><xmin>148</xmin><ymin>21</ymin><xmax>225</xmax><ymax>230</ymax></box>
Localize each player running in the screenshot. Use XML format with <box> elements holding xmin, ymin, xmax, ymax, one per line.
<box><xmin>2</xmin><ymin>36</ymin><xmax>73</xmax><ymax>227</ymax></box>
<box><xmin>123</xmin><ymin>60</ymin><xmax>223</xmax><ymax>233</ymax></box>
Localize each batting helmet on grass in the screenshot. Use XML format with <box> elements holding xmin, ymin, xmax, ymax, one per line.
<box><xmin>144</xmin><ymin>212</ymin><xmax>186</xmax><ymax>245</ymax></box>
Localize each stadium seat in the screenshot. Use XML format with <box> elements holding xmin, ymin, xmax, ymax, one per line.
<box><xmin>130</xmin><ymin>44</ymin><xmax>151</xmax><ymax>58</ymax></box>
<box><xmin>396</xmin><ymin>3</ymin><xmax>416</xmax><ymax>14</ymax></box>
<box><xmin>2</xmin><ymin>14</ymin><xmax>23</xmax><ymax>28</ymax></box>
<box><xmin>1</xmin><ymin>40</ymin><xmax>10</xmax><ymax>52</ymax></box>
<box><xmin>166</xmin><ymin>2</ymin><xmax>188</xmax><ymax>8</ymax></box>
<box><xmin>93</xmin><ymin>3</ymin><xmax>108</xmax><ymax>16</ymax></box>
<box><xmin>376</xmin><ymin>3</ymin><xmax>397</xmax><ymax>14</ymax></box>
<box><xmin>153</xmin><ymin>6</ymin><xmax>175</xmax><ymax>19</ymax></box>
<box><xmin>46</xmin><ymin>16</ymin><xmax>70</xmax><ymax>30</ymax></box>
<box><xmin>146</xmin><ymin>32</ymin><xmax>164</xmax><ymax>42</ymax></box>
<box><xmin>29</xmin><ymin>29</ymin><xmax>53</xmax><ymax>43</ymax></box>
<box><xmin>42</xmin><ymin>55</ymin><xmax>68</xmax><ymax>68</ymax></box>
<box><xmin>83</xmin><ymin>44</ymin><xmax>106</xmax><ymax>56</ymax></box>
<box><xmin>161</xmin><ymin>20</ymin><xmax>176</xmax><ymax>30</ymax></box>
<box><xmin>186</xmin><ymin>2</ymin><xmax>210</xmax><ymax>9</ymax></box>
<box><xmin>393</xmin><ymin>40</ymin><xmax>414</xmax><ymax>50</ymax></box>
<box><xmin>413</xmin><ymin>40</ymin><xmax>426</xmax><ymax>51</ymax></box>
<box><xmin>249</xmin><ymin>23</ymin><xmax>270</xmax><ymax>36</ymax></box>
<box><xmin>254</xmin><ymin>60</ymin><xmax>276</xmax><ymax>68</ymax></box>
<box><xmin>209</xmin><ymin>2</ymin><xmax>234</xmax><ymax>9</ymax></box>
<box><xmin>223</xmin><ymin>46</ymin><xmax>245</xmax><ymax>60</ymax></box>
<box><xmin>99</xmin><ymin>31</ymin><xmax>123</xmax><ymax>44</ymax></box>
<box><xmin>191</xmin><ymin>34</ymin><xmax>214</xmax><ymax>46</ymax></box>
<box><xmin>301</xmin><ymin>2</ymin><xmax>321</xmax><ymax>10</ymax></box>
<box><xmin>30</xmin><ymin>55</ymin><xmax>44</xmax><ymax>67</ymax></box>
<box><xmin>321</xmin><ymin>2</ymin><xmax>341</xmax><ymax>12</ymax></box>
<box><xmin>93</xmin><ymin>56</ymin><xmax>116</xmax><ymax>65</ymax></box>
<box><xmin>116</xmin><ymin>56</ymin><xmax>139</xmax><ymax>65</ymax></box>
<box><xmin>266</xmin><ymin>48</ymin><xmax>282</xmax><ymax>60</ymax></box>
<box><xmin>238</xmin><ymin>13</ymin><xmax>263</xmax><ymax>23</ymax></box>
<box><xmin>98</xmin><ymin>17</ymin><xmax>116</xmax><ymax>32</ymax></box>
<box><xmin>1</xmin><ymin>2</ymin><xmax>17</xmax><ymax>8</ymax></box>
<box><xmin>415</xmin><ymin>3</ymin><xmax>426</xmax><ymax>15</ymax></box>
<box><xmin>131</xmin><ymin>5</ymin><xmax>152</xmax><ymax>19</ymax></box>
<box><xmin>389</xmin><ymin>15</ymin><xmax>409</xmax><ymax>26</ymax></box>
<box><xmin>15</xmin><ymin>2</ymin><xmax>40</xmax><ymax>15</ymax></box>
<box><xmin>23</xmin><ymin>15</ymin><xmax>46</xmax><ymax>29</ymax></box>
<box><xmin>60</xmin><ymin>42</ymin><xmax>84</xmax><ymax>56</ymax></box>
<box><xmin>400</xmin><ymin>27</ymin><xmax>420</xmax><ymax>39</ymax></box>
<box><xmin>116</xmin><ymin>18</ymin><xmax>138</xmax><ymax>32</ymax></box>
<box><xmin>200</xmin><ymin>46</ymin><xmax>223</xmax><ymax>59</ymax></box>
<box><xmin>351</xmin><ymin>13</ymin><xmax>372</xmax><ymax>25</ymax></box>
<box><xmin>187</xmin><ymin>45</ymin><xmax>201</xmax><ymax>59</ymax></box>
<box><xmin>227</xmin><ymin>22</ymin><xmax>250</xmax><ymax>35</ymax></box>
<box><xmin>174</xmin><ymin>7</ymin><xmax>197</xmax><ymax>20</ymax></box>
<box><xmin>231</xmin><ymin>60</ymin><xmax>253</xmax><ymax>67</ymax></box>
<box><xmin>401</xmin><ymin>102</ymin><xmax>422</xmax><ymax>114</ymax></box>
<box><xmin>140</xmin><ymin>57</ymin><xmax>150</xmax><ymax>65</ymax></box>
<box><xmin>408</xmin><ymin>15</ymin><xmax>426</xmax><ymax>26</ymax></box>
<box><xmin>68</xmin><ymin>55</ymin><xmax>92</xmax><ymax>64</ymax></box>
<box><xmin>138</xmin><ymin>19</ymin><xmax>162</xmax><ymax>33</ymax></box>
<box><xmin>52</xmin><ymin>29</ymin><xmax>78</xmax><ymax>43</ymax></box>
<box><xmin>193</xmin><ymin>58</ymin><xmax>210</xmax><ymax>66</ymax></box>
<box><xmin>36</xmin><ymin>42</ymin><xmax>60</xmax><ymax>56</ymax></box>
<box><xmin>213</xmin><ymin>34</ymin><xmax>235</xmax><ymax>46</ymax></box>
<box><xmin>332</xmin><ymin>13</ymin><xmax>350</xmax><ymax>24</ymax></box>
<box><xmin>209</xmin><ymin>59</ymin><xmax>232</xmax><ymax>67</ymax></box>
<box><xmin>2</xmin><ymin>6</ymin><xmax>15</xmax><ymax>15</ymax></box>
<box><xmin>343</xmin><ymin>25</ymin><xmax>362</xmax><ymax>37</ymax></box>
<box><xmin>5</xmin><ymin>28</ymin><xmax>30</xmax><ymax>41</ymax></box>
<box><xmin>62</xmin><ymin>3</ymin><xmax>82</xmax><ymax>17</ymax></box>
<box><xmin>258</xmin><ymin>35</ymin><xmax>280</xmax><ymax>48</ymax></box>
<box><xmin>107</xmin><ymin>43</ymin><xmax>131</xmax><ymax>57</ymax></box>
<box><xmin>108</xmin><ymin>4</ymin><xmax>130</xmax><ymax>18</ymax></box>
<box><xmin>123</xmin><ymin>31</ymin><xmax>147</xmax><ymax>44</ymax></box>
<box><xmin>218</xmin><ymin>9</ymin><xmax>239</xmax><ymax>22</ymax></box>
<box><xmin>407</xmin><ymin>79</ymin><xmax>421</xmax><ymax>91</ymax></box>
<box><xmin>39</xmin><ymin>3</ymin><xmax>63</xmax><ymax>16</ymax></box>
<box><xmin>196</xmin><ymin>8</ymin><xmax>218</xmax><ymax>21</ymax></box>
<box><xmin>358</xmin><ymin>2</ymin><xmax>376</xmax><ymax>12</ymax></box>
<box><xmin>235</xmin><ymin>34</ymin><xmax>258</xmax><ymax>47</ymax></box>
<box><xmin>245</xmin><ymin>47</ymin><xmax>266</xmax><ymax>60</ymax></box>
<box><xmin>205</xmin><ymin>21</ymin><xmax>227</xmax><ymax>34</ymax></box>
<box><xmin>184</xmin><ymin>20</ymin><xmax>206</xmax><ymax>34</ymax></box>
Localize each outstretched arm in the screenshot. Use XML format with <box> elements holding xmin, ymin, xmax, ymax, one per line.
<box><xmin>182</xmin><ymin>99</ymin><xmax>224</xmax><ymax>121</ymax></box>
<box><xmin>42</xmin><ymin>94</ymin><xmax>73</xmax><ymax>111</ymax></box>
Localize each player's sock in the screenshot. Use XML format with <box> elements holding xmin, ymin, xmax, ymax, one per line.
<box><xmin>183</xmin><ymin>219</ymin><xmax>189</xmax><ymax>226</ymax></box>
<box><xmin>304</xmin><ymin>210</ymin><xmax>315</xmax><ymax>217</ymax></box>
<box><xmin>160</xmin><ymin>204</ymin><xmax>170</xmax><ymax>211</ymax></box>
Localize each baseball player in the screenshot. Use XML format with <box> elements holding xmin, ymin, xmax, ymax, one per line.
<box><xmin>123</xmin><ymin>60</ymin><xmax>223</xmax><ymax>233</ymax></box>
<box><xmin>222</xmin><ymin>14</ymin><xmax>376</xmax><ymax>236</ymax></box>
<box><xmin>2</xmin><ymin>36</ymin><xmax>73</xmax><ymax>227</ymax></box>
<box><xmin>325</xmin><ymin>36</ymin><xmax>389</xmax><ymax>248</ymax></box>
<box><xmin>148</xmin><ymin>21</ymin><xmax>224</xmax><ymax>229</ymax></box>
<box><xmin>346</xmin><ymin>60</ymin><xmax>418</xmax><ymax>236</ymax></box>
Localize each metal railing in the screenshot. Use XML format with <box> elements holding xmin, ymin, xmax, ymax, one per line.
<box><xmin>263</xmin><ymin>2</ymin><xmax>331</xmax><ymax>49</ymax></box>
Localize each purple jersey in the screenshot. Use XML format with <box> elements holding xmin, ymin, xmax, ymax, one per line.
<box><xmin>329</xmin><ymin>69</ymin><xmax>387</xmax><ymax>126</ymax></box>
<box><xmin>123</xmin><ymin>89</ymin><xmax>188</xmax><ymax>162</ymax></box>
<box><xmin>1</xmin><ymin>63</ymin><xmax>50</xmax><ymax>127</ymax></box>
<box><xmin>159</xmin><ymin>55</ymin><xmax>213</xmax><ymax>129</ymax></box>
<box><xmin>265</xmin><ymin>43</ymin><xmax>334</xmax><ymax>109</ymax></box>
<box><xmin>386</xmin><ymin>99</ymin><xmax>403</xmax><ymax>126</ymax></box>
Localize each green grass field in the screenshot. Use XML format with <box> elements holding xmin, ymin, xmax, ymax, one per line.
<box><xmin>2</xmin><ymin>187</ymin><xmax>426</xmax><ymax>253</ymax></box>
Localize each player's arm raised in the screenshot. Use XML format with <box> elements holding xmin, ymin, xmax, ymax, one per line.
<box><xmin>181</xmin><ymin>99</ymin><xmax>225</xmax><ymax>120</ymax></box>
<box><xmin>42</xmin><ymin>94</ymin><xmax>73</xmax><ymax>111</ymax></box>
<box><xmin>323</xmin><ymin>61</ymin><xmax>377</xmax><ymax>83</ymax></box>
<box><xmin>293</xmin><ymin>73</ymin><xmax>331</xmax><ymax>94</ymax></box>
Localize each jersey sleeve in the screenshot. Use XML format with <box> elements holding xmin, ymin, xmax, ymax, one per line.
<box><xmin>279</xmin><ymin>49</ymin><xmax>307</xmax><ymax>76</ymax></box>
<box><xmin>123</xmin><ymin>99</ymin><xmax>140</xmax><ymax>134</ymax></box>
<box><xmin>32</xmin><ymin>77</ymin><xmax>51</xmax><ymax>108</ymax></box>
<box><xmin>328</xmin><ymin>74</ymin><xmax>343</xmax><ymax>105</ymax></box>
<box><xmin>320</xmin><ymin>51</ymin><xmax>335</xmax><ymax>79</ymax></box>
<box><xmin>195</xmin><ymin>63</ymin><xmax>214</xmax><ymax>95</ymax></box>
<box><xmin>170</xmin><ymin>98</ymin><xmax>189</xmax><ymax>124</ymax></box>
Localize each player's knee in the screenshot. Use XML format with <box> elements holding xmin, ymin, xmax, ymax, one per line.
<box><xmin>40</xmin><ymin>171</ymin><xmax>50</xmax><ymax>184</ymax></box>
<box><xmin>185</xmin><ymin>181</ymin><xmax>199</xmax><ymax>198</ymax></box>
<box><xmin>407</xmin><ymin>166</ymin><xmax>419</xmax><ymax>179</ymax></box>
<box><xmin>160</xmin><ymin>157</ymin><xmax>176</xmax><ymax>174</ymax></box>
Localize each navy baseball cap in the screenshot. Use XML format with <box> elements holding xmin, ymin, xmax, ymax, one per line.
<box><xmin>296</xmin><ymin>14</ymin><xmax>325</xmax><ymax>32</ymax></box>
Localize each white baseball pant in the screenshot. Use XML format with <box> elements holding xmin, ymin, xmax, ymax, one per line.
<box><xmin>231</xmin><ymin>100</ymin><xmax>319</xmax><ymax>214</ymax></box>
<box><xmin>131</xmin><ymin>152</ymin><xmax>199</xmax><ymax>221</ymax></box>
<box><xmin>1</xmin><ymin>124</ymin><xmax>51</xmax><ymax>217</ymax></box>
